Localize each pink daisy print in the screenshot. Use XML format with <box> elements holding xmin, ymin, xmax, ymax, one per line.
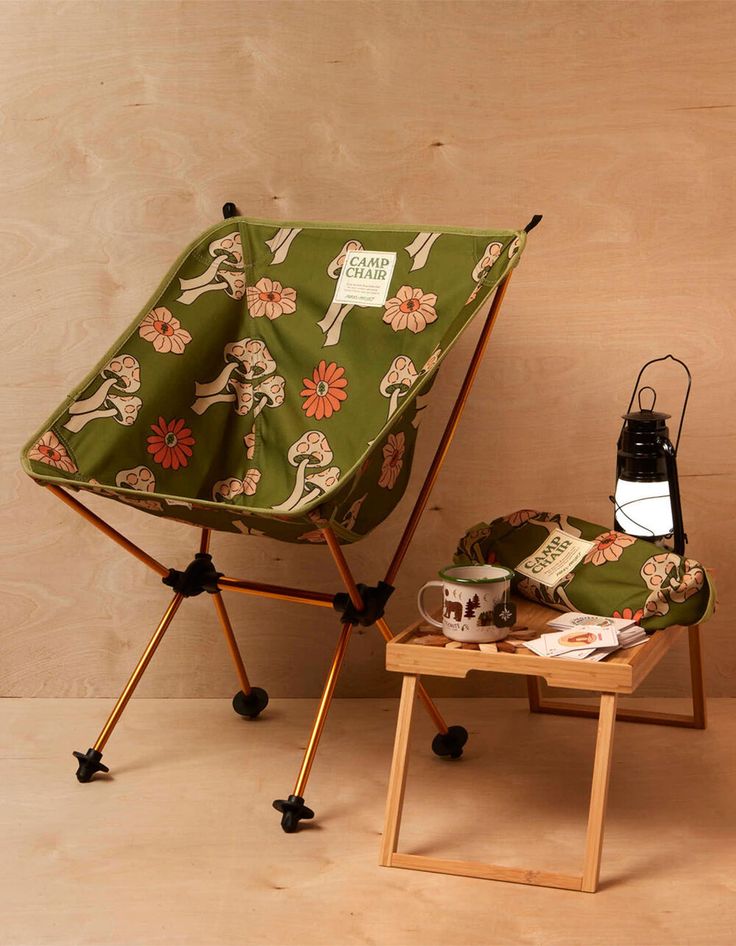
<box><xmin>383</xmin><ymin>287</ymin><xmax>437</xmax><ymax>333</ymax></box>
<box><xmin>28</xmin><ymin>431</ymin><xmax>77</xmax><ymax>473</ymax></box>
<box><xmin>246</xmin><ymin>277</ymin><xmax>297</xmax><ymax>320</ymax></box>
<box><xmin>378</xmin><ymin>432</ymin><xmax>406</xmax><ymax>489</ymax></box>
<box><xmin>139</xmin><ymin>307</ymin><xmax>192</xmax><ymax>354</ymax></box>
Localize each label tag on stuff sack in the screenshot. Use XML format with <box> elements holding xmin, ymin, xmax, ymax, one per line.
<box><xmin>333</xmin><ymin>250</ymin><xmax>397</xmax><ymax>307</ymax></box>
<box><xmin>515</xmin><ymin>528</ymin><xmax>594</xmax><ymax>588</ymax></box>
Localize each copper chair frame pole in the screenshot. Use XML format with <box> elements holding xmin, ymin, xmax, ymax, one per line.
<box><xmin>292</xmin><ymin>621</ymin><xmax>354</xmax><ymax>797</ymax></box>
<box><xmin>322</xmin><ymin>525</ymin><xmax>449</xmax><ymax>734</ymax></box>
<box><xmin>384</xmin><ymin>273</ymin><xmax>513</xmax><ymax>587</ymax></box>
<box><xmin>47</xmin><ymin>484</ymin><xmax>170</xmax><ymax>577</ymax></box>
<box><xmin>93</xmin><ymin>593</ymin><xmax>184</xmax><ymax>751</ymax></box>
<box><xmin>46</xmin><ymin>271</ymin><xmax>516</xmax><ymax>790</ymax></box>
<box><xmin>320</xmin><ymin>526</ymin><xmax>365</xmax><ymax>610</ymax></box>
<box><xmin>212</xmin><ymin>592</ymin><xmax>252</xmax><ymax>696</ymax></box>
<box><xmin>49</xmin><ymin>484</ymin><xmax>330</xmax><ymax>606</ymax></box>
<box><xmin>375</xmin><ymin>616</ymin><xmax>447</xmax><ymax>732</ymax></box>
<box><xmin>217</xmin><ymin>576</ymin><xmax>334</xmax><ymax>607</ymax></box>
<box><xmin>286</xmin><ymin>528</ymin><xmax>364</xmax><ymax>801</ymax></box>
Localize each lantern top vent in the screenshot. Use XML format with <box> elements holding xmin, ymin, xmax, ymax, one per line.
<box><xmin>622</xmin><ymin>386</ymin><xmax>671</xmax><ymax>426</ymax></box>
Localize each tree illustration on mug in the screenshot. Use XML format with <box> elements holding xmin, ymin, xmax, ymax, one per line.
<box><xmin>463</xmin><ymin>594</ymin><xmax>481</xmax><ymax>619</ymax></box>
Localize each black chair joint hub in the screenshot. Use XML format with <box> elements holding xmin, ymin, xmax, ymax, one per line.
<box><xmin>162</xmin><ymin>552</ymin><xmax>222</xmax><ymax>598</ymax></box>
<box><xmin>332</xmin><ymin>580</ymin><xmax>394</xmax><ymax>626</ymax></box>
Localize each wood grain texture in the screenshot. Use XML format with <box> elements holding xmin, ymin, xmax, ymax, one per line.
<box><xmin>388</xmin><ymin>853</ymin><xmax>584</xmax><ymax>892</ymax></box>
<box><xmin>380</xmin><ymin>673</ymin><xmax>418</xmax><ymax>865</ymax></box>
<box><xmin>581</xmin><ymin>693</ymin><xmax>618</xmax><ymax>892</ymax></box>
<box><xmin>1</xmin><ymin>1</ymin><xmax>734</xmax><ymax>697</ymax></box>
<box><xmin>3</xmin><ymin>697</ymin><xmax>736</xmax><ymax>944</ymax></box>
<box><xmin>387</xmin><ymin>599</ymin><xmax>688</xmax><ymax>693</ymax></box>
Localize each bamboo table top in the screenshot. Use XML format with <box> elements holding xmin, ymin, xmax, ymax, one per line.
<box><xmin>386</xmin><ymin>598</ymin><xmax>685</xmax><ymax>694</ymax></box>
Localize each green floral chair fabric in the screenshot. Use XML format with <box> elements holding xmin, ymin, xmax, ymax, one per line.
<box><xmin>22</xmin><ymin>216</ymin><xmax>527</xmax><ymax>543</ymax></box>
<box><xmin>454</xmin><ymin>511</ymin><xmax>715</xmax><ymax>631</ymax></box>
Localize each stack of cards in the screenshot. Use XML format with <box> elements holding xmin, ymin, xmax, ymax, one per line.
<box><xmin>547</xmin><ymin>612</ymin><xmax>640</xmax><ymax>634</ymax></box>
<box><xmin>523</xmin><ymin>612</ymin><xmax>648</xmax><ymax>661</ymax></box>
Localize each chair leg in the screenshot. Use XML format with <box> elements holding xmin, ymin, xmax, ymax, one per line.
<box><xmin>375</xmin><ymin>617</ymin><xmax>468</xmax><ymax>759</ymax></box>
<box><xmin>273</xmin><ymin>622</ymin><xmax>354</xmax><ymax>833</ymax></box>
<box><xmin>201</xmin><ymin>528</ymin><xmax>268</xmax><ymax>718</ymax></box>
<box><xmin>72</xmin><ymin>592</ymin><xmax>184</xmax><ymax>783</ymax></box>
<box><xmin>211</xmin><ymin>592</ymin><xmax>269</xmax><ymax>719</ymax></box>
<box><xmin>323</xmin><ymin>526</ymin><xmax>469</xmax><ymax>759</ymax></box>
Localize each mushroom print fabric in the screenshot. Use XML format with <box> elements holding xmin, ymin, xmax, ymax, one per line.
<box><xmin>192</xmin><ymin>338</ymin><xmax>285</xmax><ymax>418</ymax></box>
<box><xmin>115</xmin><ymin>465</ymin><xmax>162</xmax><ymax>511</ymax></box>
<box><xmin>454</xmin><ymin>511</ymin><xmax>715</xmax><ymax>632</ymax></box>
<box><xmin>265</xmin><ymin>227</ymin><xmax>302</xmax><ymax>265</ymax></box>
<box><xmin>380</xmin><ymin>356</ymin><xmax>417</xmax><ymax>422</ymax></box>
<box><xmin>404</xmin><ymin>233</ymin><xmax>441</xmax><ymax>272</ymax></box>
<box><xmin>317</xmin><ymin>240</ymin><xmax>364</xmax><ymax>347</ymax></box>
<box><xmin>64</xmin><ymin>355</ymin><xmax>142</xmax><ymax>433</ymax></box>
<box><xmin>22</xmin><ymin>215</ymin><xmax>527</xmax><ymax>542</ymax></box>
<box><xmin>176</xmin><ymin>231</ymin><xmax>246</xmax><ymax>304</ymax></box>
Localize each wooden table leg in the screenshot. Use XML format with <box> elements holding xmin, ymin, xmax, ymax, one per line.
<box><xmin>526</xmin><ymin>675</ymin><xmax>542</xmax><ymax>712</ymax></box>
<box><xmin>688</xmin><ymin>625</ymin><xmax>707</xmax><ymax>729</ymax></box>
<box><xmin>380</xmin><ymin>674</ymin><xmax>418</xmax><ymax>867</ymax></box>
<box><xmin>581</xmin><ymin>692</ymin><xmax>618</xmax><ymax>893</ymax></box>
<box><xmin>527</xmin><ymin>625</ymin><xmax>707</xmax><ymax>729</ymax></box>
<box><xmin>383</xmin><ymin>684</ymin><xmax>621</xmax><ymax>892</ymax></box>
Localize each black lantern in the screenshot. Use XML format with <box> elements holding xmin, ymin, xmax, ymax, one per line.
<box><xmin>613</xmin><ymin>355</ymin><xmax>691</xmax><ymax>556</ymax></box>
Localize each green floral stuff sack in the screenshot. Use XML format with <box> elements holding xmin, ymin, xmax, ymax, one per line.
<box><xmin>21</xmin><ymin>217</ymin><xmax>527</xmax><ymax>543</ymax></box>
<box><xmin>454</xmin><ymin>511</ymin><xmax>715</xmax><ymax>632</ymax></box>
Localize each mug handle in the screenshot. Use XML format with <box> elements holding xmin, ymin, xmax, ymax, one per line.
<box><xmin>417</xmin><ymin>581</ymin><xmax>444</xmax><ymax>629</ymax></box>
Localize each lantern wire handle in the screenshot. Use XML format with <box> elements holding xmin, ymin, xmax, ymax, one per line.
<box><xmin>609</xmin><ymin>493</ymin><xmax>671</xmax><ymax>539</ymax></box>
<box><xmin>623</xmin><ymin>354</ymin><xmax>692</xmax><ymax>454</ymax></box>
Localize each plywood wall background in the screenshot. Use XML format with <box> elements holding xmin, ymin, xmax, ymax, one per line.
<box><xmin>2</xmin><ymin>0</ymin><xmax>734</xmax><ymax>699</ymax></box>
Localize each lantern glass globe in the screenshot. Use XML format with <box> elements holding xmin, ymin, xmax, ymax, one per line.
<box><xmin>614</xmin><ymin>477</ymin><xmax>674</xmax><ymax>539</ymax></box>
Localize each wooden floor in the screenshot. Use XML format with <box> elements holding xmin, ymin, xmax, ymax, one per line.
<box><xmin>1</xmin><ymin>698</ymin><xmax>735</xmax><ymax>946</ymax></box>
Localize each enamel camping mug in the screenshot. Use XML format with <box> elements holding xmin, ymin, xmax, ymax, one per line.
<box><xmin>417</xmin><ymin>564</ymin><xmax>516</xmax><ymax>643</ymax></box>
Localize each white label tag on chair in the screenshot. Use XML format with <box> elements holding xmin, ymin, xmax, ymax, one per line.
<box><xmin>515</xmin><ymin>529</ymin><xmax>594</xmax><ymax>588</ymax></box>
<box><xmin>333</xmin><ymin>250</ymin><xmax>397</xmax><ymax>307</ymax></box>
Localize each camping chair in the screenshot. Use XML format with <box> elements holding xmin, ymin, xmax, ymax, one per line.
<box><xmin>21</xmin><ymin>203</ymin><xmax>541</xmax><ymax>832</ymax></box>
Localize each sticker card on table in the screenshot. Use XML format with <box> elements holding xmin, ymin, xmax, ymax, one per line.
<box><xmin>333</xmin><ymin>250</ymin><xmax>397</xmax><ymax>307</ymax></box>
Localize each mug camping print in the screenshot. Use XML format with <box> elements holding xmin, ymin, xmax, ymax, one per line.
<box><xmin>417</xmin><ymin>564</ymin><xmax>516</xmax><ymax>643</ymax></box>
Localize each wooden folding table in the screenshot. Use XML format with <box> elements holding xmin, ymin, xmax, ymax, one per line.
<box><xmin>380</xmin><ymin>598</ymin><xmax>705</xmax><ymax>892</ymax></box>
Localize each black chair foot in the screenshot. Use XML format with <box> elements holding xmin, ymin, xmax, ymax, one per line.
<box><xmin>232</xmin><ymin>687</ymin><xmax>269</xmax><ymax>718</ymax></box>
<box><xmin>431</xmin><ymin>725</ymin><xmax>468</xmax><ymax>760</ymax></box>
<box><xmin>73</xmin><ymin>748</ymin><xmax>109</xmax><ymax>782</ymax></box>
<box><xmin>272</xmin><ymin>794</ymin><xmax>314</xmax><ymax>833</ymax></box>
